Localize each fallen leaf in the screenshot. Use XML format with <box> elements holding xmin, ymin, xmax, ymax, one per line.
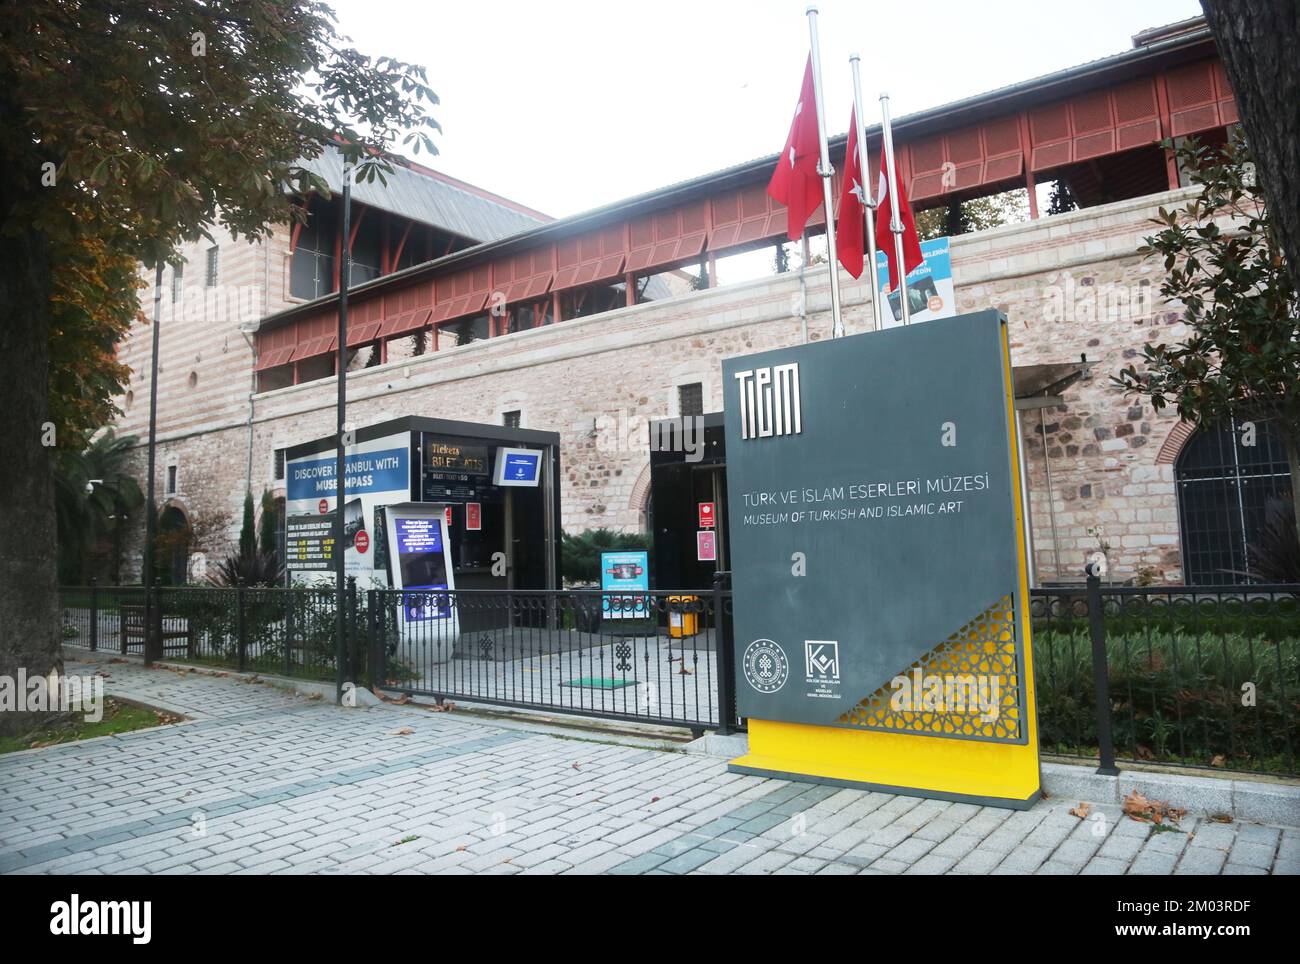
<box><xmin>455</xmin><ymin>845</ymin><xmax>468</xmax><ymax>852</ymax></box>
<box><xmin>571</xmin><ymin>762</ymin><xmax>581</xmax><ymax>770</ymax></box>
<box><xmin>389</xmin><ymin>726</ymin><xmax>415</xmax><ymax>736</ymax></box>
<box><xmin>1069</xmin><ymin>802</ymin><xmax>1091</xmax><ymax>819</ymax></box>
<box><xmin>1210</xmin><ymin>754</ymin><xmax>1226</xmax><ymax>767</ymax></box>
<box><xmin>1122</xmin><ymin>789</ymin><xmax>1186</xmax><ymax>825</ymax></box>
<box><xmin>1122</xmin><ymin>791</ymin><xmax>1150</xmax><ymax>820</ymax></box>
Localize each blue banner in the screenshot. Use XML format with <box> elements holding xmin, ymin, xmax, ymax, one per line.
<box><xmin>287</xmin><ymin>447</ymin><xmax>409</xmax><ymax>501</ymax></box>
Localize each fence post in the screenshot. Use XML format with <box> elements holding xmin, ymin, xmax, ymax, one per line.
<box><xmin>1086</xmin><ymin>574</ymin><xmax>1120</xmax><ymax>776</ymax></box>
<box><xmin>148</xmin><ymin>585</ymin><xmax>163</xmax><ymax>665</ymax></box>
<box><xmin>343</xmin><ymin>577</ymin><xmax>356</xmax><ymax>684</ymax></box>
<box><xmin>236</xmin><ymin>581</ymin><xmax>247</xmax><ymax>673</ymax></box>
<box><xmin>89</xmin><ymin>578</ymin><xmax>98</xmax><ymax>652</ymax></box>
<box><xmin>367</xmin><ymin>589</ymin><xmax>382</xmax><ymax>689</ymax></box>
<box><xmin>713</xmin><ymin>570</ymin><xmax>737</xmax><ymax>736</ymax></box>
<box><xmin>283</xmin><ymin>589</ymin><xmax>294</xmax><ymax>677</ymax></box>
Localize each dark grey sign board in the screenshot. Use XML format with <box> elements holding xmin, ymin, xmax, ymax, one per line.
<box><xmin>721</xmin><ymin>310</ymin><xmax>1029</xmax><ymax>743</ymax></box>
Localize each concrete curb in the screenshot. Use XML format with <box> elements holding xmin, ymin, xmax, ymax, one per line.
<box><xmin>1041</xmin><ymin>762</ymin><xmax>1300</xmax><ymax>826</ymax></box>
<box><xmin>683</xmin><ymin>732</ymin><xmax>1300</xmax><ymax>826</ymax></box>
<box><xmin>65</xmin><ymin>649</ymin><xmax>385</xmax><ymax>707</ymax></box>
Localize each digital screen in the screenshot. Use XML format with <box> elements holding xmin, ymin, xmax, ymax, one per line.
<box><xmin>494</xmin><ymin>447</ymin><xmax>542</xmax><ymax>487</ymax></box>
<box><xmin>393</xmin><ymin>516</ymin><xmax>450</xmax><ymax>621</ymax></box>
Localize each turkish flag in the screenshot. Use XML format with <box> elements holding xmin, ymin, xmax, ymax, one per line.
<box><xmin>767</xmin><ymin>56</ymin><xmax>822</xmax><ymax>242</ymax></box>
<box><xmin>835</xmin><ymin>107</ymin><xmax>866</xmax><ymax>278</ymax></box>
<box><xmin>875</xmin><ymin>153</ymin><xmax>924</xmax><ymax>291</ymax></box>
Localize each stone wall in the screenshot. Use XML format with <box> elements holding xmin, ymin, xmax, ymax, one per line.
<box><xmin>113</xmin><ymin>188</ymin><xmax>1201</xmax><ymax>585</ymax></box>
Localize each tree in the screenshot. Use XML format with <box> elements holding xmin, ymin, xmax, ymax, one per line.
<box><xmin>0</xmin><ymin>2</ymin><xmax>439</xmax><ymax>735</ymax></box>
<box><xmin>1046</xmin><ymin>180</ymin><xmax>1078</xmax><ymax>216</ymax></box>
<box><xmin>258</xmin><ymin>490</ymin><xmax>279</xmax><ymax>560</ymax></box>
<box><xmin>915</xmin><ymin>188</ymin><xmax>1029</xmax><ymax>241</ymax></box>
<box><xmin>773</xmin><ymin>241</ymin><xmax>790</xmax><ymax>274</ymax></box>
<box><xmin>54</xmin><ymin>430</ymin><xmax>144</xmax><ymax>584</ymax></box>
<box><xmin>1115</xmin><ymin>134</ymin><xmax>1300</xmax><ymax>547</ymax></box>
<box><xmin>48</xmin><ymin>226</ymin><xmax>141</xmax><ymax>452</ymax></box>
<box><xmin>1201</xmin><ymin>1</ymin><xmax>1300</xmax><ymax>294</ymax></box>
<box><xmin>238</xmin><ymin>490</ymin><xmax>257</xmax><ymax>561</ymax></box>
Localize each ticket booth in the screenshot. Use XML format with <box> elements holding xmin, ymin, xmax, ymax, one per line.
<box><xmin>283</xmin><ymin>416</ymin><xmax>561</xmax><ymax>602</ymax></box>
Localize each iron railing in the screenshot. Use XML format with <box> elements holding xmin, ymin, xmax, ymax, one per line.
<box><xmin>57</xmin><ymin>576</ymin><xmax>740</xmax><ymax>735</ymax></box>
<box><xmin>367</xmin><ymin>577</ymin><xmax>737</xmax><ymax>736</ymax></box>
<box><xmin>58</xmin><ymin>577</ymin><xmax>1300</xmax><ymax>774</ymax></box>
<box><xmin>1031</xmin><ymin>579</ymin><xmax>1299</xmax><ymax>777</ymax></box>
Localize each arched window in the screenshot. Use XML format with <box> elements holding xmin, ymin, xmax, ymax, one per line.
<box><xmin>1176</xmin><ymin>418</ymin><xmax>1292</xmax><ymax>585</ymax></box>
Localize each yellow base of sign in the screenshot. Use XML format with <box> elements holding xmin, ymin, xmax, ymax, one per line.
<box><xmin>730</xmin><ymin>719</ymin><xmax>1041</xmax><ymax>809</ymax></box>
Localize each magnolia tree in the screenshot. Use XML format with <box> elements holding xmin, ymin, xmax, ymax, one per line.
<box><xmin>0</xmin><ymin>1</ymin><xmax>439</xmax><ymax>734</ymax></box>
<box><xmin>1115</xmin><ymin>134</ymin><xmax>1300</xmax><ymax>549</ymax></box>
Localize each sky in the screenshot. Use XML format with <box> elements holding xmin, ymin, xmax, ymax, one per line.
<box><xmin>327</xmin><ymin>0</ymin><xmax>1205</xmax><ymax>220</ymax></box>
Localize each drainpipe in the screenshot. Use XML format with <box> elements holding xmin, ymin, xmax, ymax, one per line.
<box><xmin>1040</xmin><ymin>407</ymin><xmax>1063</xmax><ymax>580</ymax></box>
<box><xmin>239</xmin><ymin>324</ymin><xmax>258</xmax><ymax>495</ymax></box>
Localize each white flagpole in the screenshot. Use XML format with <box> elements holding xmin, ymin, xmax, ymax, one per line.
<box><xmin>850</xmin><ymin>54</ymin><xmax>883</xmax><ymax>332</ymax></box>
<box><xmin>879</xmin><ymin>91</ymin><xmax>911</xmax><ymax>325</ymax></box>
<box><xmin>806</xmin><ymin>6</ymin><xmax>844</xmax><ymax>339</ymax></box>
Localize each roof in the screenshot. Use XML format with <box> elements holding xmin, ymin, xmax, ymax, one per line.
<box><xmin>283</xmin><ymin>415</ymin><xmax>561</xmax><ymax>461</ymax></box>
<box><xmin>300</xmin><ymin>142</ymin><xmax>550</xmax><ymax>243</ymax></box>
<box><xmin>260</xmin><ymin>21</ymin><xmax>1218</xmax><ymax>331</ymax></box>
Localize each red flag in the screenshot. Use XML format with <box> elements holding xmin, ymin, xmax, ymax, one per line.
<box><xmin>835</xmin><ymin>107</ymin><xmax>866</xmax><ymax>278</ymax></box>
<box><xmin>875</xmin><ymin>155</ymin><xmax>924</xmax><ymax>291</ymax></box>
<box><xmin>767</xmin><ymin>56</ymin><xmax>822</xmax><ymax>242</ymax></box>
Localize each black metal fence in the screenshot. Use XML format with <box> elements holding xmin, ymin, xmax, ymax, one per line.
<box><xmin>57</xmin><ymin>577</ymin><xmax>1300</xmax><ymax>775</ymax></box>
<box><xmin>1031</xmin><ymin>578</ymin><xmax>1299</xmax><ymax>777</ymax></box>
<box><xmin>367</xmin><ymin>579</ymin><xmax>737</xmax><ymax>735</ymax></box>
<box><xmin>57</xmin><ymin>576</ymin><xmax>740</xmax><ymax>735</ymax></box>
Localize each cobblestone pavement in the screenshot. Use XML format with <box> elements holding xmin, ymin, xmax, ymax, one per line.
<box><xmin>1</xmin><ymin>655</ymin><xmax>1295</xmax><ymax>875</ymax></box>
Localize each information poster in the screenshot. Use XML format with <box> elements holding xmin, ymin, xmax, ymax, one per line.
<box><xmin>285</xmin><ymin>432</ymin><xmax>411</xmax><ymax>588</ymax></box>
<box><xmin>600</xmin><ymin>550</ymin><xmax>649</xmax><ymax>620</ymax></box>
<box><xmin>392</xmin><ymin>515</ymin><xmax>451</xmax><ymax>621</ymax></box>
<box><xmin>383</xmin><ymin>503</ymin><xmax>460</xmax><ymax>661</ymax></box>
<box><xmin>875</xmin><ymin>236</ymin><xmax>955</xmax><ymax>326</ymax></box>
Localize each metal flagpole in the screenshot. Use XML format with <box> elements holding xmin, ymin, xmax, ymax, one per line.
<box><xmin>850</xmin><ymin>55</ymin><xmax>883</xmax><ymax>332</ymax></box>
<box><xmin>806</xmin><ymin>6</ymin><xmax>844</xmax><ymax>339</ymax></box>
<box><xmin>879</xmin><ymin>92</ymin><xmax>912</xmax><ymax>325</ymax></box>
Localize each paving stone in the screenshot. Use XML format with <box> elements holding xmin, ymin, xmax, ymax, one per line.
<box><xmin>11</xmin><ymin>654</ymin><xmax>1290</xmax><ymax>878</ymax></box>
<box><xmin>905</xmin><ymin>854</ymin><xmax>955</xmax><ymax>874</ymax></box>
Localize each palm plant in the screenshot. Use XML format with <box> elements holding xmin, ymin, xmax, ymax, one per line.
<box><xmin>55</xmin><ymin>430</ymin><xmax>143</xmax><ymax>583</ymax></box>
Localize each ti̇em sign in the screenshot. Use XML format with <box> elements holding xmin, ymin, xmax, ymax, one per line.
<box><xmin>722</xmin><ymin>310</ymin><xmax>1030</xmax><ymax>744</ymax></box>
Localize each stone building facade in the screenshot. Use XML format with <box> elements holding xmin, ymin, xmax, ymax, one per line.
<box><xmin>113</xmin><ymin>186</ymin><xmax>1199</xmax><ymax>585</ymax></box>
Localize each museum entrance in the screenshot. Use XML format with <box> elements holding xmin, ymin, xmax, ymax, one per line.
<box><xmin>647</xmin><ymin>413</ymin><xmax>729</xmax><ymax>591</ymax></box>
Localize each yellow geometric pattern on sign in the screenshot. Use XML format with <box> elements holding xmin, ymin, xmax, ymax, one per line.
<box><xmin>836</xmin><ymin>595</ymin><xmax>1023</xmax><ymax>741</ymax></box>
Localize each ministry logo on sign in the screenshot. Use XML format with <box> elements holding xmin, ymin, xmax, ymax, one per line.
<box><xmin>805</xmin><ymin>640</ymin><xmax>840</xmax><ymax>681</ymax></box>
<box><xmin>742</xmin><ymin>638</ymin><xmax>789</xmax><ymax>693</ymax></box>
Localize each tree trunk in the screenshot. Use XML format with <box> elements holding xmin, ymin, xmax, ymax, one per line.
<box><xmin>1201</xmin><ymin>1</ymin><xmax>1300</xmax><ymax>293</ymax></box>
<box><xmin>0</xmin><ymin>178</ymin><xmax>61</xmax><ymax>737</ymax></box>
<box><xmin>1283</xmin><ymin>433</ymin><xmax>1300</xmax><ymax>555</ymax></box>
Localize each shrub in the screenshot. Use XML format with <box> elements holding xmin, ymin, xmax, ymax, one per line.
<box><xmin>560</xmin><ymin>528</ymin><xmax>652</xmax><ymax>586</ymax></box>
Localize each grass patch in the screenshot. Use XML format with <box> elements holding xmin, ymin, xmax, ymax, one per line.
<box><xmin>0</xmin><ymin>698</ymin><xmax>184</xmax><ymax>754</ymax></box>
